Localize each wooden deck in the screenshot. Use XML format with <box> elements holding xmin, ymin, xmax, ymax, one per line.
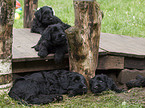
<box><xmin>12</xmin><ymin>29</ymin><xmax>145</xmax><ymax>73</ymax></box>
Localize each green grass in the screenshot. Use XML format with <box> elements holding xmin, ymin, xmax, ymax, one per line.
<box><xmin>13</xmin><ymin>0</ymin><xmax>145</xmax><ymax>38</ymax></box>
<box><xmin>0</xmin><ymin>91</ymin><xmax>144</xmax><ymax>108</ymax></box>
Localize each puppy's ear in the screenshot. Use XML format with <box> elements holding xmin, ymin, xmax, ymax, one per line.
<box><xmin>106</xmin><ymin>78</ymin><xmax>116</xmax><ymax>90</ymax></box>
<box><xmin>102</xmin><ymin>74</ymin><xmax>108</xmax><ymax>82</ymax></box>
<box><xmin>48</xmin><ymin>6</ymin><xmax>55</xmax><ymax>15</ymax></box>
<box><xmin>34</xmin><ymin>8</ymin><xmax>42</xmax><ymax>21</ymax></box>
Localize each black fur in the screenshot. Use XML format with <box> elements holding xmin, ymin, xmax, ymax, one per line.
<box><xmin>126</xmin><ymin>75</ymin><xmax>145</xmax><ymax>89</ymax></box>
<box><xmin>89</xmin><ymin>74</ymin><xmax>124</xmax><ymax>94</ymax></box>
<box><xmin>8</xmin><ymin>70</ymin><xmax>87</xmax><ymax>105</ymax></box>
<box><xmin>32</xmin><ymin>23</ymin><xmax>68</xmax><ymax>62</ymax></box>
<box><xmin>31</xmin><ymin>6</ymin><xmax>71</xmax><ymax>34</ymax></box>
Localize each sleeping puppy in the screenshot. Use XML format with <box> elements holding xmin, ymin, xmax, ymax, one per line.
<box><xmin>126</xmin><ymin>75</ymin><xmax>145</xmax><ymax>89</ymax></box>
<box><xmin>8</xmin><ymin>70</ymin><xmax>87</xmax><ymax>105</ymax></box>
<box><xmin>31</xmin><ymin>6</ymin><xmax>71</xmax><ymax>34</ymax></box>
<box><xmin>32</xmin><ymin>23</ymin><xmax>68</xmax><ymax>62</ymax></box>
<box><xmin>89</xmin><ymin>74</ymin><xmax>124</xmax><ymax>94</ymax></box>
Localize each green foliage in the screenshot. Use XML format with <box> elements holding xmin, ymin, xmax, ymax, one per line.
<box><xmin>13</xmin><ymin>0</ymin><xmax>145</xmax><ymax>38</ymax></box>
<box><xmin>97</xmin><ymin>0</ymin><xmax>145</xmax><ymax>37</ymax></box>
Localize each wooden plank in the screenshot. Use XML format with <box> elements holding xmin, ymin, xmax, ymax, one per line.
<box><xmin>12</xmin><ymin>58</ymin><xmax>69</xmax><ymax>73</ymax></box>
<box><xmin>12</xmin><ymin>29</ymin><xmax>107</xmax><ymax>61</ymax></box>
<box><xmin>13</xmin><ymin>29</ymin><xmax>145</xmax><ymax>61</ymax></box>
<box><xmin>12</xmin><ymin>55</ymin><xmax>124</xmax><ymax>73</ymax></box>
<box><xmin>97</xmin><ymin>55</ymin><xmax>124</xmax><ymax>69</ymax></box>
<box><xmin>13</xmin><ymin>28</ymin><xmax>40</xmax><ymax>59</ymax></box>
<box><xmin>124</xmin><ymin>57</ymin><xmax>145</xmax><ymax>70</ymax></box>
<box><xmin>100</xmin><ymin>33</ymin><xmax>145</xmax><ymax>57</ymax></box>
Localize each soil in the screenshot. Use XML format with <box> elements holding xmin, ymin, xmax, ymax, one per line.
<box><xmin>116</xmin><ymin>87</ymin><xmax>145</xmax><ymax>106</ymax></box>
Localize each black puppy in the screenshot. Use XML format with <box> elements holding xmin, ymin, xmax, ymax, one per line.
<box><xmin>8</xmin><ymin>70</ymin><xmax>87</xmax><ymax>105</ymax></box>
<box><xmin>31</xmin><ymin>6</ymin><xmax>71</xmax><ymax>34</ymax></box>
<box><xmin>126</xmin><ymin>75</ymin><xmax>145</xmax><ymax>89</ymax></box>
<box><xmin>89</xmin><ymin>74</ymin><xmax>123</xmax><ymax>94</ymax></box>
<box><xmin>32</xmin><ymin>23</ymin><xmax>68</xmax><ymax>62</ymax></box>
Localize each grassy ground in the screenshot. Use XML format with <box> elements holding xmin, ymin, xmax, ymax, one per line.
<box><xmin>14</xmin><ymin>0</ymin><xmax>145</xmax><ymax>38</ymax></box>
<box><xmin>0</xmin><ymin>88</ymin><xmax>144</xmax><ymax>108</ymax></box>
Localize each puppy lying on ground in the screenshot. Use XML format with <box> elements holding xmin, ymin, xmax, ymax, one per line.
<box><xmin>126</xmin><ymin>75</ymin><xmax>145</xmax><ymax>89</ymax></box>
<box><xmin>32</xmin><ymin>23</ymin><xmax>68</xmax><ymax>62</ymax></box>
<box><xmin>31</xmin><ymin>6</ymin><xmax>71</xmax><ymax>34</ymax></box>
<box><xmin>8</xmin><ymin>70</ymin><xmax>87</xmax><ymax>105</ymax></box>
<box><xmin>89</xmin><ymin>74</ymin><xmax>124</xmax><ymax>94</ymax></box>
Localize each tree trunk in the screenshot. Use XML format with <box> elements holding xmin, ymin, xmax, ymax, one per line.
<box><xmin>24</xmin><ymin>0</ymin><xmax>38</xmax><ymax>28</ymax></box>
<box><xmin>0</xmin><ymin>0</ymin><xmax>15</xmax><ymax>89</ymax></box>
<box><xmin>66</xmin><ymin>0</ymin><xmax>103</xmax><ymax>86</ymax></box>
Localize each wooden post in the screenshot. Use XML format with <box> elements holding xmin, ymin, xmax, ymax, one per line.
<box><xmin>66</xmin><ymin>0</ymin><xmax>103</xmax><ymax>86</ymax></box>
<box><xmin>24</xmin><ymin>0</ymin><xmax>38</xmax><ymax>28</ymax></box>
<box><xmin>0</xmin><ymin>0</ymin><xmax>15</xmax><ymax>89</ymax></box>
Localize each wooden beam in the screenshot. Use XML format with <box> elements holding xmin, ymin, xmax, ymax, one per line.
<box><xmin>12</xmin><ymin>55</ymin><xmax>124</xmax><ymax>73</ymax></box>
<box><xmin>124</xmin><ymin>57</ymin><xmax>145</xmax><ymax>70</ymax></box>
<box><xmin>24</xmin><ymin>0</ymin><xmax>38</xmax><ymax>28</ymax></box>
<box><xmin>97</xmin><ymin>55</ymin><xmax>124</xmax><ymax>70</ymax></box>
<box><xmin>12</xmin><ymin>58</ymin><xmax>69</xmax><ymax>73</ymax></box>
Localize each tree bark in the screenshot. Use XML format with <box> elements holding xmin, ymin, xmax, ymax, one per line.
<box><xmin>24</xmin><ymin>0</ymin><xmax>38</xmax><ymax>28</ymax></box>
<box><xmin>66</xmin><ymin>0</ymin><xmax>103</xmax><ymax>85</ymax></box>
<box><xmin>0</xmin><ymin>0</ymin><xmax>15</xmax><ymax>89</ymax></box>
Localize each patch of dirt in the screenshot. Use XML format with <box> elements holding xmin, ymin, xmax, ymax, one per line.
<box><xmin>116</xmin><ymin>87</ymin><xmax>145</xmax><ymax>105</ymax></box>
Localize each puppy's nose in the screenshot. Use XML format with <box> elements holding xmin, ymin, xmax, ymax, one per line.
<box><xmin>83</xmin><ymin>87</ymin><xmax>87</xmax><ymax>90</ymax></box>
<box><xmin>94</xmin><ymin>86</ymin><xmax>98</xmax><ymax>89</ymax></box>
<box><xmin>61</xmin><ymin>35</ymin><xmax>65</xmax><ymax>37</ymax></box>
<box><xmin>49</xmin><ymin>18</ymin><xmax>53</xmax><ymax>20</ymax></box>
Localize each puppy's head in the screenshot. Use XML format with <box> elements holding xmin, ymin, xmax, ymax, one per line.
<box><xmin>89</xmin><ymin>74</ymin><xmax>109</xmax><ymax>94</ymax></box>
<box><xmin>42</xmin><ymin>24</ymin><xmax>67</xmax><ymax>46</ymax></box>
<box><xmin>34</xmin><ymin>6</ymin><xmax>54</xmax><ymax>24</ymax></box>
<box><xmin>67</xmin><ymin>72</ymin><xmax>87</xmax><ymax>97</ymax></box>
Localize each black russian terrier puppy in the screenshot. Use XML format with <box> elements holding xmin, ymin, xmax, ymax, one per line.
<box><xmin>8</xmin><ymin>70</ymin><xmax>87</xmax><ymax>105</ymax></box>
<box><xmin>89</xmin><ymin>74</ymin><xmax>124</xmax><ymax>94</ymax></box>
<box><xmin>32</xmin><ymin>23</ymin><xmax>68</xmax><ymax>62</ymax></box>
<box><xmin>126</xmin><ymin>75</ymin><xmax>145</xmax><ymax>89</ymax></box>
<box><xmin>31</xmin><ymin>6</ymin><xmax>71</xmax><ymax>34</ymax></box>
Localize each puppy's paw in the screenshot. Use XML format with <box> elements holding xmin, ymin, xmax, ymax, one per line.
<box><xmin>32</xmin><ymin>45</ymin><xmax>39</xmax><ymax>51</ymax></box>
<box><xmin>54</xmin><ymin>53</ymin><xmax>64</xmax><ymax>63</ymax></box>
<box><xmin>56</xmin><ymin>95</ymin><xmax>63</xmax><ymax>101</ymax></box>
<box><xmin>68</xmin><ymin>90</ymin><xmax>75</xmax><ymax>97</ymax></box>
<box><xmin>54</xmin><ymin>57</ymin><xmax>63</xmax><ymax>63</ymax></box>
<box><xmin>38</xmin><ymin>51</ymin><xmax>48</xmax><ymax>58</ymax></box>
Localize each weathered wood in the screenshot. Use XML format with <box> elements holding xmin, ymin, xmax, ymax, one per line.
<box><xmin>124</xmin><ymin>57</ymin><xmax>145</xmax><ymax>70</ymax></box>
<box><xmin>0</xmin><ymin>0</ymin><xmax>15</xmax><ymax>88</ymax></box>
<box><xmin>13</xmin><ymin>29</ymin><xmax>145</xmax><ymax>60</ymax></box>
<box><xmin>12</xmin><ymin>28</ymin><xmax>145</xmax><ymax>72</ymax></box>
<box><xmin>99</xmin><ymin>33</ymin><xmax>145</xmax><ymax>58</ymax></box>
<box><xmin>12</xmin><ymin>58</ymin><xmax>69</xmax><ymax>73</ymax></box>
<box><xmin>24</xmin><ymin>0</ymin><xmax>38</xmax><ymax>28</ymax></box>
<box><xmin>97</xmin><ymin>55</ymin><xmax>124</xmax><ymax>69</ymax></box>
<box><xmin>66</xmin><ymin>1</ymin><xmax>102</xmax><ymax>85</ymax></box>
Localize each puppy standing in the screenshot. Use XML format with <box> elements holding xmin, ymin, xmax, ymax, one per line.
<box><xmin>31</xmin><ymin>6</ymin><xmax>71</xmax><ymax>34</ymax></box>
